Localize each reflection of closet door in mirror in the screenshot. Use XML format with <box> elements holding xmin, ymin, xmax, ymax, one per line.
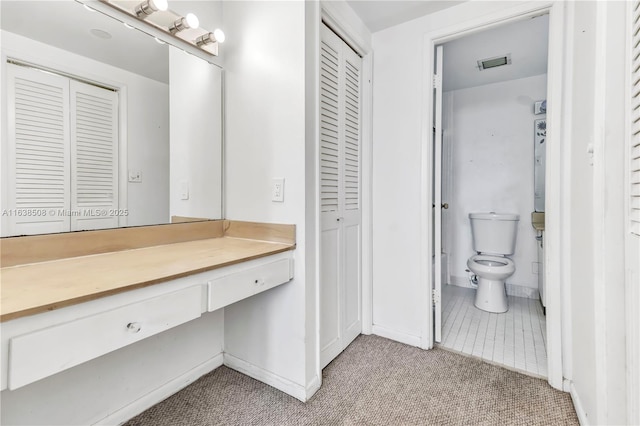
<box><xmin>3</xmin><ymin>64</ymin><xmax>119</xmax><ymax>236</ymax></box>
<box><xmin>69</xmin><ymin>80</ymin><xmax>119</xmax><ymax>232</ymax></box>
<box><xmin>4</xmin><ymin>64</ymin><xmax>71</xmax><ymax>236</ymax></box>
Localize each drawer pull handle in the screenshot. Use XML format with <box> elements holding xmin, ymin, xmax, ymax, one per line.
<box><xmin>126</xmin><ymin>322</ymin><xmax>142</xmax><ymax>333</ymax></box>
<box><xmin>254</xmin><ymin>278</ymin><xmax>265</xmax><ymax>286</ymax></box>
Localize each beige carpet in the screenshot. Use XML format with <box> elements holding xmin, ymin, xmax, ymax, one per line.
<box><xmin>125</xmin><ymin>335</ymin><xmax>578</xmax><ymax>426</ymax></box>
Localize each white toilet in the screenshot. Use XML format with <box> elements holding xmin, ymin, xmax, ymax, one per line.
<box><xmin>467</xmin><ymin>212</ymin><xmax>519</xmax><ymax>313</ymax></box>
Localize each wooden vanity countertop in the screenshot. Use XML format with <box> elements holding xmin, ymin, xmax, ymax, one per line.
<box><xmin>1</xmin><ymin>227</ymin><xmax>295</xmax><ymax>322</ymax></box>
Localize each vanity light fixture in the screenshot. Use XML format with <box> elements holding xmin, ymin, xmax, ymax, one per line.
<box><xmin>195</xmin><ymin>29</ymin><xmax>225</xmax><ymax>46</ymax></box>
<box><xmin>169</xmin><ymin>13</ymin><xmax>199</xmax><ymax>34</ymax></box>
<box><xmin>134</xmin><ymin>0</ymin><xmax>168</xmax><ymax>17</ymax></box>
<box><xmin>98</xmin><ymin>0</ymin><xmax>221</xmax><ymax>56</ymax></box>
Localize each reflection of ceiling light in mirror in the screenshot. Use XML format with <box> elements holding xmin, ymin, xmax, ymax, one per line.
<box><xmin>90</xmin><ymin>29</ymin><xmax>112</xmax><ymax>39</ymax></box>
<box><xmin>135</xmin><ymin>0</ymin><xmax>168</xmax><ymax>17</ymax></box>
<box><xmin>83</xmin><ymin>4</ymin><xmax>95</xmax><ymax>12</ymax></box>
<box><xmin>169</xmin><ymin>13</ymin><xmax>199</xmax><ymax>34</ymax></box>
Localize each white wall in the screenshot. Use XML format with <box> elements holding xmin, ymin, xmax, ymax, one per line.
<box><xmin>371</xmin><ymin>1</ymin><xmax>542</xmax><ymax>344</ymax></box>
<box><xmin>444</xmin><ymin>74</ymin><xmax>547</xmax><ymax>295</ymax></box>
<box><xmin>567</xmin><ymin>1</ymin><xmax>629</xmax><ymax>424</ymax></box>
<box><xmin>221</xmin><ymin>0</ymin><xmax>316</xmax><ymax>399</ymax></box>
<box><xmin>0</xmin><ymin>30</ymin><xmax>170</xmax><ymax>230</ymax></box>
<box><xmin>169</xmin><ymin>48</ymin><xmax>223</xmax><ymax>220</ymax></box>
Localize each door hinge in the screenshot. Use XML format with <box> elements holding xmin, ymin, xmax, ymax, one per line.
<box><xmin>432</xmin><ymin>288</ymin><xmax>440</xmax><ymax>306</ymax></box>
<box><xmin>433</xmin><ymin>74</ymin><xmax>442</xmax><ymax>89</ymax></box>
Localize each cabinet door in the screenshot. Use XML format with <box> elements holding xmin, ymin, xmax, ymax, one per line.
<box><xmin>319</xmin><ymin>23</ymin><xmax>362</xmax><ymax>368</ymax></box>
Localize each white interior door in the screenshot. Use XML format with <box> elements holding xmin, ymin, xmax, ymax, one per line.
<box><xmin>627</xmin><ymin>2</ymin><xmax>640</xmax><ymax>419</ymax></box>
<box><xmin>341</xmin><ymin>42</ymin><xmax>362</xmax><ymax>347</ymax></box>
<box><xmin>320</xmin><ymin>23</ymin><xmax>362</xmax><ymax>368</ymax></box>
<box><xmin>320</xmin><ymin>24</ymin><xmax>345</xmax><ymax>367</ymax></box>
<box><xmin>434</xmin><ymin>45</ymin><xmax>444</xmax><ymax>343</ymax></box>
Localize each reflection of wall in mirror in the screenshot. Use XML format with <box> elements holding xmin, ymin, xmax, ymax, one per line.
<box><xmin>169</xmin><ymin>47</ymin><xmax>222</xmax><ymax>220</ymax></box>
<box><xmin>0</xmin><ymin>30</ymin><xmax>170</xmax><ymax>236</ymax></box>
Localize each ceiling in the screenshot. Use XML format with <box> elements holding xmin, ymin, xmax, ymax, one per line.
<box><xmin>346</xmin><ymin>0</ymin><xmax>463</xmax><ymax>33</ymax></box>
<box><xmin>442</xmin><ymin>14</ymin><xmax>549</xmax><ymax>91</ymax></box>
<box><xmin>1</xmin><ymin>1</ymin><xmax>170</xmax><ymax>83</ymax></box>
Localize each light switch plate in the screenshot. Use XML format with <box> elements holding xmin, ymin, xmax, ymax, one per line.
<box><xmin>272</xmin><ymin>178</ymin><xmax>284</xmax><ymax>202</ymax></box>
<box><xmin>180</xmin><ymin>181</ymin><xmax>189</xmax><ymax>200</ymax></box>
<box><xmin>128</xmin><ymin>170</ymin><xmax>142</xmax><ymax>183</ymax></box>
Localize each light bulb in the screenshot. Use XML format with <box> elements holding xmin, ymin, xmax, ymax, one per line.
<box><xmin>185</xmin><ymin>13</ymin><xmax>199</xmax><ymax>29</ymax></box>
<box><xmin>169</xmin><ymin>13</ymin><xmax>199</xmax><ymax>34</ymax></box>
<box><xmin>195</xmin><ymin>30</ymin><xmax>225</xmax><ymax>47</ymax></box>
<box><xmin>135</xmin><ymin>0</ymin><xmax>168</xmax><ymax>17</ymax></box>
<box><xmin>213</xmin><ymin>28</ymin><xmax>225</xmax><ymax>43</ymax></box>
<box><xmin>151</xmin><ymin>0</ymin><xmax>168</xmax><ymax>11</ymax></box>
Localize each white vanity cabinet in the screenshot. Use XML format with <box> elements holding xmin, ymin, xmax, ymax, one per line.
<box><xmin>0</xmin><ymin>251</ymin><xmax>294</xmax><ymax>392</ymax></box>
<box><xmin>208</xmin><ymin>256</ymin><xmax>293</xmax><ymax>311</ymax></box>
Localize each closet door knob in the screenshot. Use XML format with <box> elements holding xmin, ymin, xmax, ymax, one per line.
<box><xmin>441</xmin><ymin>203</ymin><xmax>449</xmax><ymax>209</ymax></box>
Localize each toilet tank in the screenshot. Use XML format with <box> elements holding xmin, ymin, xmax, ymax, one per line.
<box><xmin>469</xmin><ymin>212</ymin><xmax>519</xmax><ymax>255</ymax></box>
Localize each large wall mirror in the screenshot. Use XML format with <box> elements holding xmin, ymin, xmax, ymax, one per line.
<box><xmin>0</xmin><ymin>0</ymin><xmax>223</xmax><ymax>237</ymax></box>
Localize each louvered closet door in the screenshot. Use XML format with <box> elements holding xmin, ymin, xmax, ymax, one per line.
<box><xmin>320</xmin><ymin>23</ymin><xmax>362</xmax><ymax>368</ymax></box>
<box><xmin>70</xmin><ymin>80</ymin><xmax>119</xmax><ymax>231</ymax></box>
<box><xmin>340</xmin><ymin>44</ymin><xmax>362</xmax><ymax>347</ymax></box>
<box><xmin>5</xmin><ymin>64</ymin><xmax>71</xmax><ymax>236</ymax></box>
<box><xmin>631</xmin><ymin>1</ymin><xmax>640</xmax><ymax>236</ymax></box>
<box><xmin>628</xmin><ymin>3</ymin><xmax>640</xmax><ymax>424</ymax></box>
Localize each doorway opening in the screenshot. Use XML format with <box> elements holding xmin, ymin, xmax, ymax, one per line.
<box><xmin>432</xmin><ymin>13</ymin><xmax>551</xmax><ymax>378</ymax></box>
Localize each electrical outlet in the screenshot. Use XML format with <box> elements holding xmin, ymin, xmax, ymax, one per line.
<box><xmin>128</xmin><ymin>170</ymin><xmax>142</xmax><ymax>183</ymax></box>
<box><xmin>272</xmin><ymin>178</ymin><xmax>284</xmax><ymax>202</ymax></box>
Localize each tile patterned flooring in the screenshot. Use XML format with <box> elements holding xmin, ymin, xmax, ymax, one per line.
<box><xmin>439</xmin><ymin>284</ymin><xmax>548</xmax><ymax>377</ymax></box>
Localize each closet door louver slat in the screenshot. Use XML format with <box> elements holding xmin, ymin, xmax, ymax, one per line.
<box><xmin>5</xmin><ymin>65</ymin><xmax>71</xmax><ymax>235</ymax></box>
<box><xmin>343</xmin><ymin>59</ymin><xmax>360</xmax><ymax>212</ymax></box>
<box><xmin>631</xmin><ymin>0</ymin><xmax>640</xmax><ymax>236</ymax></box>
<box><xmin>70</xmin><ymin>80</ymin><xmax>119</xmax><ymax>231</ymax></box>
<box><xmin>320</xmin><ymin>41</ymin><xmax>341</xmax><ymax>214</ymax></box>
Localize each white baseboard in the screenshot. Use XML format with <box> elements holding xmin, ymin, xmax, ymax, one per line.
<box><xmin>449</xmin><ymin>277</ymin><xmax>540</xmax><ymax>300</ymax></box>
<box><xmin>305</xmin><ymin>374</ymin><xmax>321</xmax><ymax>400</ymax></box>
<box><xmin>223</xmin><ymin>353</ymin><xmax>308</xmax><ymax>402</ymax></box>
<box><xmin>99</xmin><ymin>353</ymin><xmax>224</xmax><ymax>426</ymax></box>
<box><xmin>569</xmin><ymin>381</ymin><xmax>589</xmax><ymax>426</ymax></box>
<box><xmin>371</xmin><ymin>324</ymin><xmax>421</xmax><ymax>347</ymax></box>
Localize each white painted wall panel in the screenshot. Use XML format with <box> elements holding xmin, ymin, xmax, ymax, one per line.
<box><xmin>222</xmin><ymin>0</ymin><xmax>308</xmax><ymax>392</ymax></box>
<box><xmin>444</xmin><ymin>75</ymin><xmax>547</xmax><ymax>291</ymax></box>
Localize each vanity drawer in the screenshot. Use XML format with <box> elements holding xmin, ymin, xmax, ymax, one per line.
<box><xmin>208</xmin><ymin>258</ymin><xmax>292</xmax><ymax>311</ymax></box>
<box><xmin>8</xmin><ymin>285</ymin><xmax>202</xmax><ymax>390</ymax></box>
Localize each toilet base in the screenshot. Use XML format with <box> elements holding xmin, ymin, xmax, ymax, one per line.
<box><xmin>474</xmin><ymin>278</ymin><xmax>508</xmax><ymax>313</ymax></box>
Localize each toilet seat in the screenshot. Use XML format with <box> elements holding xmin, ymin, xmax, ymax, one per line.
<box><xmin>467</xmin><ymin>254</ymin><xmax>515</xmax><ymax>277</ymax></box>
